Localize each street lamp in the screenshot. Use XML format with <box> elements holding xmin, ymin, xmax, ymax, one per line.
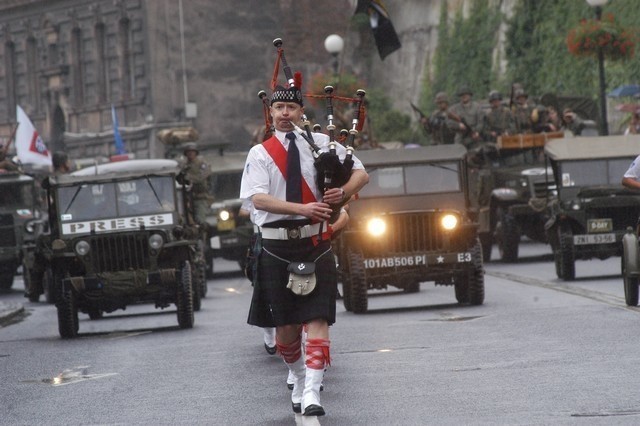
<box><xmin>586</xmin><ymin>0</ymin><xmax>610</xmax><ymax>135</ymax></box>
<box><xmin>324</xmin><ymin>34</ymin><xmax>344</xmax><ymax>82</ymax></box>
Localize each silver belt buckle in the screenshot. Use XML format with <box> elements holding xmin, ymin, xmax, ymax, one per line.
<box><xmin>287</xmin><ymin>227</ymin><xmax>300</xmax><ymax>239</ymax></box>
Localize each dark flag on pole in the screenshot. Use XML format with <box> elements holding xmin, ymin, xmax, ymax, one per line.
<box><xmin>354</xmin><ymin>0</ymin><xmax>402</xmax><ymax>60</ymax></box>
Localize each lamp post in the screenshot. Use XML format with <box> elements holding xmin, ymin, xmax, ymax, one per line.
<box><xmin>586</xmin><ymin>0</ymin><xmax>609</xmax><ymax>135</ymax></box>
<box><xmin>324</xmin><ymin>34</ymin><xmax>344</xmax><ymax>84</ymax></box>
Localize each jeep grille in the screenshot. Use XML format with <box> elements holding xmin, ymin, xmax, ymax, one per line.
<box><xmin>90</xmin><ymin>234</ymin><xmax>150</xmax><ymax>272</ymax></box>
<box><xmin>0</xmin><ymin>214</ymin><xmax>16</xmax><ymax>247</ymax></box>
<box><xmin>588</xmin><ymin>206</ymin><xmax>640</xmax><ymax>231</ymax></box>
<box><xmin>375</xmin><ymin>213</ymin><xmax>444</xmax><ymax>253</ymax></box>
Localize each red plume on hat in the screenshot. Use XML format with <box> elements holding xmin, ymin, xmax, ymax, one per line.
<box><xmin>293</xmin><ymin>71</ymin><xmax>302</xmax><ymax>90</ymax></box>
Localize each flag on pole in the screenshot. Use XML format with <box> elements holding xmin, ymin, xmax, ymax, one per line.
<box><xmin>354</xmin><ymin>0</ymin><xmax>402</xmax><ymax>60</ymax></box>
<box><xmin>111</xmin><ymin>104</ymin><xmax>126</xmax><ymax>155</ymax></box>
<box><xmin>15</xmin><ymin>105</ymin><xmax>52</xmax><ymax>167</ymax></box>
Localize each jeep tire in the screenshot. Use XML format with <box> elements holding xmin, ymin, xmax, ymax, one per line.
<box><xmin>556</xmin><ymin>225</ymin><xmax>575</xmax><ymax>281</ymax></box>
<box><xmin>57</xmin><ymin>276</ymin><xmax>79</xmax><ymax>338</ymax></box>
<box><xmin>495</xmin><ymin>207</ymin><xmax>519</xmax><ymax>263</ymax></box>
<box><xmin>468</xmin><ymin>240</ymin><xmax>485</xmax><ymax>305</ymax></box>
<box><xmin>346</xmin><ymin>249</ymin><xmax>368</xmax><ymax>314</ymax></box>
<box><xmin>622</xmin><ymin>242</ymin><xmax>639</xmax><ymax>306</ymax></box>
<box><xmin>176</xmin><ymin>261</ymin><xmax>195</xmax><ymax>329</ymax></box>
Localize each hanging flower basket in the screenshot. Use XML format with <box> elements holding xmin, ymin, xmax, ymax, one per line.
<box><xmin>566</xmin><ymin>14</ymin><xmax>636</xmax><ymax>61</ymax></box>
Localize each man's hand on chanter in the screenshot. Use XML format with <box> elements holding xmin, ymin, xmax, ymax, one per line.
<box><xmin>300</xmin><ymin>202</ymin><xmax>333</xmax><ymax>222</ymax></box>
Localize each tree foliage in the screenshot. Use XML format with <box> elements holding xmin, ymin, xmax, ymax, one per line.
<box><xmin>424</xmin><ymin>0</ymin><xmax>502</xmax><ymax>108</ymax></box>
<box><xmin>423</xmin><ymin>0</ymin><xmax>640</xmax><ymax>109</ymax></box>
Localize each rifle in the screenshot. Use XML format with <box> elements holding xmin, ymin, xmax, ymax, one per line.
<box><xmin>410</xmin><ymin>102</ymin><xmax>430</xmax><ymax>134</ymax></box>
<box><xmin>446</xmin><ymin>110</ymin><xmax>473</xmax><ymax>138</ymax></box>
<box><xmin>1</xmin><ymin>122</ymin><xmax>19</xmax><ymax>157</ymax></box>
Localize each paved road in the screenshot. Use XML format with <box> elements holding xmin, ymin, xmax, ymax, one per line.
<box><xmin>2</xmin><ymin>243</ymin><xmax>640</xmax><ymax>425</ymax></box>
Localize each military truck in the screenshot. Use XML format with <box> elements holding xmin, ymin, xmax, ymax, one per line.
<box><xmin>545</xmin><ymin>135</ymin><xmax>640</xmax><ymax>281</ymax></box>
<box><xmin>0</xmin><ymin>172</ymin><xmax>47</xmax><ymax>291</ymax></box>
<box><xmin>204</xmin><ymin>152</ymin><xmax>252</xmax><ymax>277</ymax></box>
<box><xmin>40</xmin><ymin>159</ymin><xmax>202</xmax><ymax>338</ymax></box>
<box><xmin>474</xmin><ymin>132</ymin><xmax>563</xmax><ymax>262</ymax></box>
<box><xmin>336</xmin><ymin>145</ymin><xmax>484</xmax><ymax>313</ymax></box>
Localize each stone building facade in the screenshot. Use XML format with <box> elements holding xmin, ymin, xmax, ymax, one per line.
<box><xmin>0</xmin><ymin>0</ymin><xmax>351</xmax><ymax>161</ymax></box>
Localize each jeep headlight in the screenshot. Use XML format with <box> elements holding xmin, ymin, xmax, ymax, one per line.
<box><xmin>219</xmin><ymin>209</ymin><xmax>231</xmax><ymax>221</ymax></box>
<box><xmin>149</xmin><ymin>234</ymin><xmax>164</xmax><ymax>250</ymax></box>
<box><xmin>25</xmin><ymin>220</ymin><xmax>36</xmax><ymax>234</ymax></box>
<box><xmin>366</xmin><ymin>217</ymin><xmax>387</xmax><ymax>237</ymax></box>
<box><xmin>74</xmin><ymin>240</ymin><xmax>91</xmax><ymax>256</ymax></box>
<box><xmin>441</xmin><ymin>214</ymin><xmax>458</xmax><ymax>231</ymax></box>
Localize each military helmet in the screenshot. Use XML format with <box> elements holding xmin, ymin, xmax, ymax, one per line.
<box><xmin>183</xmin><ymin>142</ymin><xmax>199</xmax><ymax>154</ymax></box>
<box><xmin>435</xmin><ymin>92</ymin><xmax>449</xmax><ymax>103</ymax></box>
<box><xmin>456</xmin><ymin>86</ymin><xmax>473</xmax><ymax>96</ymax></box>
<box><xmin>489</xmin><ymin>90</ymin><xmax>502</xmax><ymax>101</ymax></box>
<box><xmin>515</xmin><ymin>88</ymin><xmax>528</xmax><ymax>98</ymax></box>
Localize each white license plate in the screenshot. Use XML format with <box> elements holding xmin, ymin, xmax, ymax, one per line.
<box><xmin>573</xmin><ymin>233</ymin><xmax>616</xmax><ymax>245</ymax></box>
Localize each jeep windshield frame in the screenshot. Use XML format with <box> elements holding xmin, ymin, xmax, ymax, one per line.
<box><xmin>0</xmin><ymin>178</ymin><xmax>36</xmax><ymax>208</ymax></box>
<box><xmin>359</xmin><ymin>161</ymin><xmax>462</xmax><ymax>198</ymax></box>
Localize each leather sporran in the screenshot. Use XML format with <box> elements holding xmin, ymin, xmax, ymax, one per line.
<box><xmin>286</xmin><ymin>262</ymin><xmax>317</xmax><ymax>296</ymax></box>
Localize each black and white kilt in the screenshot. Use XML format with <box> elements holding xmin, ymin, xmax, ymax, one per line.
<box><xmin>247</xmin><ymin>237</ymin><xmax>338</xmax><ymax>328</ymax></box>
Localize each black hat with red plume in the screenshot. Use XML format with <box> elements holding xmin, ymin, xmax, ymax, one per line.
<box><xmin>271</xmin><ymin>71</ymin><xmax>303</xmax><ymax>106</ymax></box>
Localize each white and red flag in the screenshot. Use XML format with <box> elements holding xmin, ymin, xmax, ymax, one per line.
<box><xmin>16</xmin><ymin>105</ymin><xmax>52</xmax><ymax>167</ymax></box>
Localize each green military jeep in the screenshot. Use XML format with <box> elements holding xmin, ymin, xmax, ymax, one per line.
<box><xmin>473</xmin><ymin>132</ymin><xmax>563</xmax><ymax>262</ymax></box>
<box><xmin>204</xmin><ymin>152</ymin><xmax>253</xmax><ymax>276</ymax></box>
<box><xmin>545</xmin><ymin>136</ymin><xmax>640</xmax><ymax>281</ymax></box>
<box><xmin>41</xmin><ymin>159</ymin><xmax>202</xmax><ymax>338</ymax></box>
<box><xmin>337</xmin><ymin>145</ymin><xmax>484</xmax><ymax>313</ymax></box>
<box><xmin>0</xmin><ymin>172</ymin><xmax>46</xmax><ymax>291</ymax></box>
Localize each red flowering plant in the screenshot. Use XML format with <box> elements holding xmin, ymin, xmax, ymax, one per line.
<box><xmin>567</xmin><ymin>13</ymin><xmax>637</xmax><ymax>60</ymax></box>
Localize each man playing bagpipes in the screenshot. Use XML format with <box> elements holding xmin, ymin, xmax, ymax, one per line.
<box><xmin>240</xmin><ymin>38</ymin><xmax>369</xmax><ymax>417</ymax></box>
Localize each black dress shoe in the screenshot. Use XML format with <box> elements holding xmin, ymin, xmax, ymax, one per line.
<box><xmin>303</xmin><ymin>404</ymin><xmax>325</xmax><ymax>416</ymax></box>
<box><xmin>292</xmin><ymin>402</ymin><xmax>301</xmax><ymax>414</ymax></box>
<box><xmin>264</xmin><ymin>343</ymin><xmax>277</xmax><ymax>355</ymax></box>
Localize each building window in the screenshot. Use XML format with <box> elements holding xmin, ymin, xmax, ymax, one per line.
<box><xmin>70</xmin><ymin>27</ymin><xmax>84</xmax><ymax>107</ymax></box>
<box><xmin>5</xmin><ymin>41</ymin><xmax>16</xmax><ymax>116</ymax></box>
<box><xmin>94</xmin><ymin>22</ymin><xmax>107</xmax><ymax>103</ymax></box>
<box><xmin>26</xmin><ymin>37</ymin><xmax>40</xmax><ymax>111</ymax></box>
<box><xmin>118</xmin><ymin>18</ymin><xmax>132</xmax><ymax>100</ymax></box>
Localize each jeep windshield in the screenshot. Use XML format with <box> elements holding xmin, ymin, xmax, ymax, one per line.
<box><xmin>210</xmin><ymin>171</ymin><xmax>241</xmax><ymax>200</ymax></box>
<box><xmin>0</xmin><ymin>181</ymin><xmax>34</xmax><ymax>208</ymax></box>
<box><xmin>558</xmin><ymin>158</ymin><xmax>632</xmax><ymax>187</ymax></box>
<box><xmin>358</xmin><ymin>162</ymin><xmax>461</xmax><ymax>198</ymax></box>
<box><xmin>58</xmin><ymin>176</ymin><xmax>176</xmax><ymax>222</ymax></box>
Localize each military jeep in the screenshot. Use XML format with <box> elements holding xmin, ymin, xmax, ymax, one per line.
<box><xmin>42</xmin><ymin>159</ymin><xmax>201</xmax><ymax>338</ymax></box>
<box><xmin>337</xmin><ymin>145</ymin><xmax>484</xmax><ymax>313</ymax></box>
<box><xmin>204</xmin><ymin>152</ymin><xmax>252</xmax><ymax>276</ymax></box>
<box><xmin>0</xmin><ymin>172</ymin><xmax>46</xmax><ymax>290</ymax></box>
<box><xmin>474</xmin><ymin>132</ymin><xmax>563</xmax><ymax>262</ymax></box>
<box><xmin>544</xmin><ymin>136</ymin><xmax>640</xmax><ymax>281</ymax></box>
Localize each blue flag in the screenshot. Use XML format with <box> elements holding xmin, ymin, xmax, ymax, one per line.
<box><xmin>111</xmin><ymin>105</ymin><xmax>126</xmax><ymax>155</ymax></box>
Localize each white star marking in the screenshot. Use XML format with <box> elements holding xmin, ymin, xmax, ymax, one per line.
<box><xmin>437</xmin><ymin>256</ymin><xmax>444</xmax><ymax>263</ymax></box>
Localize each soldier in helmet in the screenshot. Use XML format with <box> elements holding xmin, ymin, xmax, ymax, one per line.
<box><xmin>483</xmin><ymin>91</ymin><xmax>515</xmax><ymax>142</ymax></box>
<box><xmin>513</xmin><ymin>89</ymin><xmax>535</xmax><ymax>134</ymax></box>
<box><xmin>423</xmin><ymin>92</ymin><xmax>456</xmax><ymax>145</ymax></box>
<box><xmin>447</xmin><ymin>86</ymin><xmax>484</xmax><ymax>149</ymax></box>
<box><xmin>182</xmin><ymin>142</ymin><xmax>212</xmax><ymax>227</ymax></box>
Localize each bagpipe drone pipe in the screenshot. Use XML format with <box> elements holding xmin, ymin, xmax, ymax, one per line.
<box><xmin>262</xmin><ymin>38</ymin><xmax>367</xmax><ymax>221</ymax></box>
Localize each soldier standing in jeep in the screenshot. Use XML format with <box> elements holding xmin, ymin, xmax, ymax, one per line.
<box><xmin>182</xmin><ymin>142</ymin><xmax>212</xmax><ymax>227</ymax></box>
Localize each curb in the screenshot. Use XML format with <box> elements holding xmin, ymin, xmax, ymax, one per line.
<box><xmin>0</xmin><ymin>302</ymin><xmax>25</xmax><ymax>326</ymax></box>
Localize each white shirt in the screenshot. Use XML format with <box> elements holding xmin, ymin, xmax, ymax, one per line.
<box><xmin>240</xmin><ymin>129</ymin><xmax>364</xmax><ymax>226</ymax></box>
<box><xmin>624</xmin><ymin>154</ymin><xmax>640</xmax><ymax>180</ymax></box>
